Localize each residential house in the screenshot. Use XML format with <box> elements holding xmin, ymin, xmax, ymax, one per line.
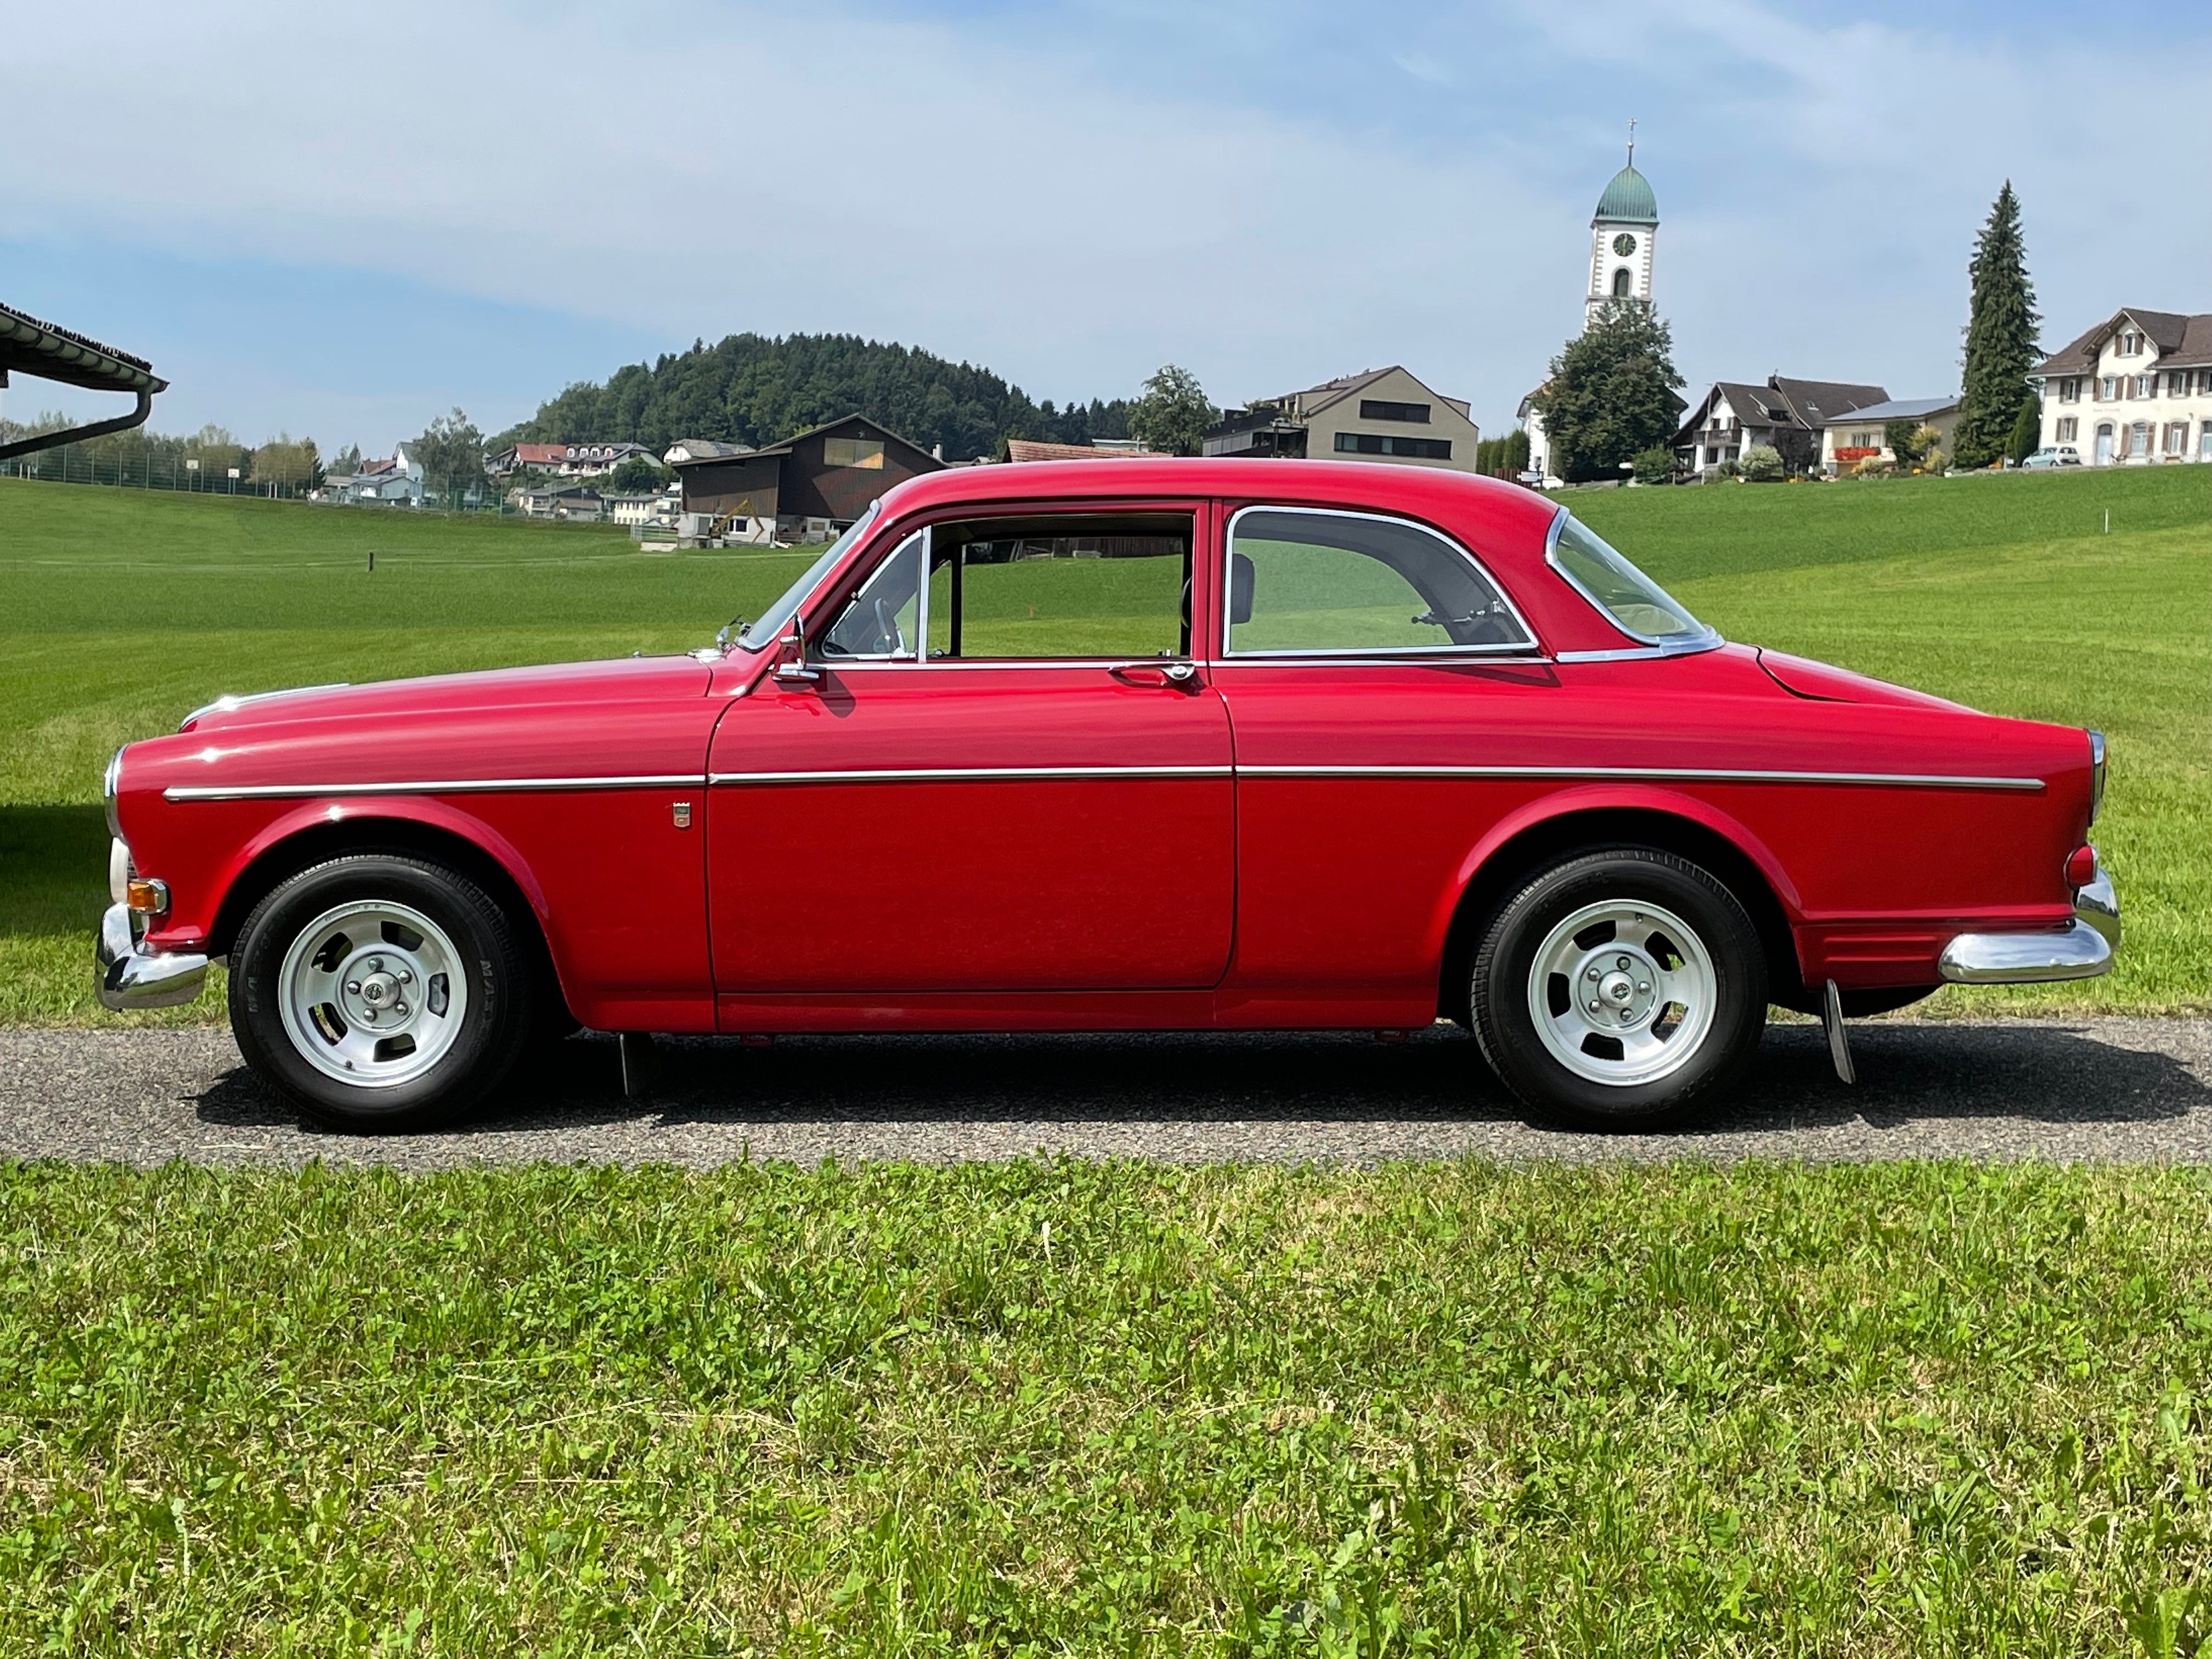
<box><xmin>333</xmin><ymin>444</ymin><xmax>425</xmax><ymax>505</ymax></box>
<box><xmin>605</xmin><ymin>487</ymin><xmax>679</xmax><ymax>527</ymax></box>
<box><xmin>490</xmin><ymin>441</ymin><xmax>658</xmax><ymax>477</ymax></box>
<box><xmin>662</xmin><ymin>437</ymin><xmax>754</xmax><ymax>465</ymax></box>
<box><xmin>1671</xmin><ymin>377</ymin><xmax>1888</xmax><ymax>477</ymax></box>
<box><xmin>1202</xmin><ymin>366</ymin><xmax>1479</xmax><ymax>471</ymax></box>
<box><xmin>1819</xmin><ymin>396</ymin><xmax>1960</xmax><ymax>474</ymax></box>
<box><xmin>669</xmin><ymin>413</ymin><xmax>942</xmax><ymax>543</ymax></box>
<box><xmin>1001</xmin><ymin>438</ymin><xmax>1158</xmax><ymax>463</ymax></box>
<box><xmin>512</xmin><ymin>484</ymin><xmax>605</xmax><ymax>521</ymax></box>
<box><xmin>2030</xmin><ymin>308</ymin><xmax>2212</xmax><ymax>466</ymax></box>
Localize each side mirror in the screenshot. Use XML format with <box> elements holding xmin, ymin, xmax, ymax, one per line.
<box><xmin>771</xmin><ymin>615</ymin><xmax>821</xmax><ymax>685</ymax></box>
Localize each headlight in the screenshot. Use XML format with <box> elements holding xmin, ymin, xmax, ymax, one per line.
<box><xmin>104</xmin><ymin>747</ymin><xmax>125</xmax><ymax>838</ymax></box>
<box><xmin>2087</xmin><ymin>730</ymin><xmax>2106</xmax><ymax>826</ymax></box>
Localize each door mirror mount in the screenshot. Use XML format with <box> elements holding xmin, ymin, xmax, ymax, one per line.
<box><xmin>771</xmin><ymin>616</ymin><xmax>821</xmax><ymax>685</ymax></box>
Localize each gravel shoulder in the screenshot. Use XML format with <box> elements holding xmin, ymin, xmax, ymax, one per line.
<box><xmin>2</xmin><ymin>1018</ymin><xmax>2209</xmax><ymax>1169</ymax></box>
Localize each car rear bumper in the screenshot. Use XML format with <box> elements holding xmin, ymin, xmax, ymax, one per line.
<box><xmin>96</xmin><ymin>902</ymin><xmax>210</xmax><ymax>1011</ymax></box>
<box><xmin>1938</xmin><ymin>868</ymin><xmax>2121</xmax><ymax>985</ymax></box>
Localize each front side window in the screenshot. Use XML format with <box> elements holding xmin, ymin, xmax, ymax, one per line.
<box><xmin>738</xmin><ymin>501</ymin><xmax>880</xmax><ymax>651</ymax></box>
<box><xmin>923</xmin><ymin>514</ymin><xmax>1191</xmax><ymax>659</ymax></box>
<box><xmin>819</xmin><ymin>532</ymin><xmax>923</xmax><ymax>659</ymax></box>
<box><xmin>1548</xmin><ymin>514</ymin><xmax>1713</xmax><ymax>646</ymax></box>
<box><xmin>1225</xmin><ymin>508</ymin><xmax>1532</xmax><ymax>656</ymax></box>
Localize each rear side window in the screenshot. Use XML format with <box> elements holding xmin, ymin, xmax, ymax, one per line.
<box><xmin>1225</xmin><ymin>507</ymin><xmax>1532</xmax><ymax>656</ymax></box>
<box><xmin>1547</xmin><ymin>514</ymin><xmax>1712</xmax><ymax>645</ymax></box>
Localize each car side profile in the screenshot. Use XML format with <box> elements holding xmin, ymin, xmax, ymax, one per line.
<box><xmin>2018</xmin><ymin>446</ymin><xmax>2084</xmax><ymax>469</ymax></box>
<box><xmin>98</xmin><ymin>459</ymin><xmax>2119</xmax><ymax>1130</ymax></box>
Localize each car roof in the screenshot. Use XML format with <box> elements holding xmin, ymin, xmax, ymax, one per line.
<box><xmin>863</xmin><ymin>458</ymin><xmax>1645</xmax><ymax>654</ymax></box>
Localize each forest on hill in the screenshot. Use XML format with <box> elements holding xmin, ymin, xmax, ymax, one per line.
<box><xmin>495</xmin><ymin>333</ymin><xmax>1132</xmax><ymax>461</ymax></box>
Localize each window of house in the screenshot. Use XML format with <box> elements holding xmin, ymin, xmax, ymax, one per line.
<box><xmin>2119</xmin><ymin>331</ymin><xmax>2142</xmax><ymax>356</ymax></box>
<box><xmin>2098</xmin><ymin>377</ymin><xmax>2118</xmax><ymax>400</ymax></box>
<box><xmin>909</xmin><ymin>513</ymin><xmax>1192</xmax><ymax>660</ymax></box>
<box><xmin>1225</xmin><ymin>507</ymin><xmax>1532</xmax><ymax>656</ymax></box>
<box><xmin>2135</xmin><ymin>375</ymin><xmax>2156</xmax><ymax>399</ymax></box>
<box><xmin>2165</xmin><ymin>422</ymin><xmax>2188</xmax><ymax>455</ymax></box>
<box><xmin>2059</xmin><ymin>377</ymin><xmax>2082</xmax><ymax>403</ymax></box>
<box><xmin>822</xmin><ymin>436</ymin><xmax>886</xmax><ymax>469</ymax></box>
<box><xmin>1334</xmin><ymin>432</ymin><xmax>1453</xmax><ymax>460</ymax></box>
<box><xmin>2200</xmin><ymin>421</ymin><xmax>2212</xmax><ymax>459</ymax></box>
<box><xmin>2198</xmin><ymin>370</ymin><xmax>2212</xmax><ymax>396</ymax></box>
<box><xmin>2129</xmin><ymin>422</ymin><xmax>2151</xmax><ymax>457</ymax></box>
<box><xmin>2168</xmin><ymin>373</ymin><xmax>2190</xmax><ymax>398</ymax></box>
<box><xmin>2056</xmin><ymin>416</ymin><xmax>2078</xmax><ymax>442</ymax></box>
<box><xmin>1358</xmin><ymin>399</ymin><xmax>1431</xmax><ymax>424</ymax></box>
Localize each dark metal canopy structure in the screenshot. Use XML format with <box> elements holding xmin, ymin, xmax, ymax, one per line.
<box><xmin>0</xmin><ymin>301</ymin><xmax>168</xmax><ymax>460</ymax></box>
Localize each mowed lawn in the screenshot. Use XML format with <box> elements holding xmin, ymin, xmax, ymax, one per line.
<box><xmin>2</xmin><ymin>466</ymin><xmax>2208</xmax><ymax>1023</ymax></box>
<box><xmin>6</xmin><ymin>1159</ymin><xmax>2212</xmax><ymax>1654</ymax></box>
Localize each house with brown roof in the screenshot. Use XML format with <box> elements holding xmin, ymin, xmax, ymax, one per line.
<box><xmin>1670</xmin><ymin>376</ymin><xmax>1888</xmax><ymax>477</ymax></box>
<box><xmin>669</xmin><ymin>413</ymin><xmax>942</xmax><ymax>543</ymax></box>
<box><xmin>1202</xmin><ymin>366</ymin><xmax>1480</xmax><ymax>472</ymax></box>
<box><xmin>2030</xmin><ymin>307</ymin><xmax>2212</xmax><ymax>466</ymax></box>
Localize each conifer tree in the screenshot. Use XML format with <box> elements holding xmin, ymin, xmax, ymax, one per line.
<box><xmin>1952</xmin><ymin>183</ymin><xmax>2040</xmax><ymax>470</ymax></box>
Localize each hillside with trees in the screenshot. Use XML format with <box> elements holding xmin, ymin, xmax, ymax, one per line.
<box><xmin>496</xmin><ymin>333</ymin><xmax>1133</xmax><ymax>462</ymax></box>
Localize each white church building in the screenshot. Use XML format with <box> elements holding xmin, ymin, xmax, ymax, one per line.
<box><xmin>1519</xmin><ymin>150</ymin><xmax>1661</xmax><ymax>485</ymax></box>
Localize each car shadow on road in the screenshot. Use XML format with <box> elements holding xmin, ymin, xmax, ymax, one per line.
<box><xmin>190</xmin><ymin>1018</ymin><xmax>2207</xmax><ymax>1141</ymax></box>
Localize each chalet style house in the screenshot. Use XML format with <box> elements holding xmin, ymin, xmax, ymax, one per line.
<box><xmin>2031</xmin><ymin>308</ymin><xmax>2212</xmax><ymax>466</ymax></box>
<box><xmin>1203</xmin><ymin>366</ymin><xmax>1480</xmax><ymax>471</ymax></box>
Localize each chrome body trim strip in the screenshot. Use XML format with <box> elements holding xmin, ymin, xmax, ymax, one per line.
<box><xmin>1222</xmin><ymin>503</ymin><xmax>1541</xmax><ymax>659</ymax></box>
<box><xmin>1237</xmin><ymin>764</ymin><xmax>2045</xmax><ymax>791</ymax></box>
<box><xmin>710</xmin><ymin>765</ymin><xmax>1234</xmax><ymax>786</ymax></box>
<box><xmin>1553</xmin><ymin>644</ymin><xmax>1716</xmax><ymax>663</ymax></box>
<box><xmin>96</xmin><ymin>902</ymin><xmax>208</xmax><ymax>1011</ymax></box>
<box><xmin>165</xmin><ymin>775</ymin><xmax>701</xmax><ymax>802</ymax></box>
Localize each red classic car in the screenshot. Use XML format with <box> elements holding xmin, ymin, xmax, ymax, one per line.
<box><xmin>98</xmin><ymin>459</ymin><xmax>2120</xmax><ymax>1130</ymax></box>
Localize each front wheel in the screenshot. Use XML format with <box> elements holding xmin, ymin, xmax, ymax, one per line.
<box><xmin>229</xmin><ymin>854</ymin><xmax>533</xmax><ymax>1131</ymax></box>
<box><xmin>1470</xmin><ymin>848</ymin><xmax>1767</xmax><ymax>1129</ymax></box>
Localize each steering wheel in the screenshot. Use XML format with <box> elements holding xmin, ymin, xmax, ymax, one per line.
<box><xmin>872</xmin><ymin>596</ymin><xmax>906</xmax><ymax>656</ymax></box>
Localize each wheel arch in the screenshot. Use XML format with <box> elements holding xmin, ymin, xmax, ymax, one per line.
<box><xmin>1434</xmin><ymin>792</ymin><xmax>1808</xmax><ymax>1023</ymax></box>
<box><xmin>204</xmin><ymin>803</ymin><xmax>572</xmax><ymax>1020</ymax></box>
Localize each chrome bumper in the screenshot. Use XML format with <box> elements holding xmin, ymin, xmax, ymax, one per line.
<box><xmin>1938</xmin><ymin>868</ymin><xmax>2121</xmax><ymax>985</ymax></box>
<box><xmin>96</xmin><ymin>902</ymin><xmax>210</xmax><ymax>1011</ymax></box>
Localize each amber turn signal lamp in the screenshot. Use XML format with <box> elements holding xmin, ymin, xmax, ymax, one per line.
<box><xmin>125</xmin><ymin>877</ymin><xmax>170</xmax><ymax>916</ymax></box>
<box><xmin>2064</xmin><ymin>845</ymin><xmax>2098</xmax><ymax>889</ymax></box>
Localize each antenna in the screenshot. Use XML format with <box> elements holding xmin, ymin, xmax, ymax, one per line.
<box><xmin>1627</xmin><ymin>118</ymin><xmax>1637</xmax><ymax>166</ymax></box>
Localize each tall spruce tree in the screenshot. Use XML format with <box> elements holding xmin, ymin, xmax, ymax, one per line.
<box><xmin>1952</xmin><ymin>183</ymin><xmax>2040</xmax><ymax>470</ymax></box>
<box><xmin>1528</xmin><ymin>300</ymin><xmax>1684</xmax><ymax>483</ymax></box>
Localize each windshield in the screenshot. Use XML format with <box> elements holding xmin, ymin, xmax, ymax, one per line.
<box><xmin>736</xmin><ymin>501</ymin><xmax>882</xmax><ymax>652</ymax></box>
<box><xmin>1548</xmin><ymin>513</ymin><xmax>1715</xmax><ymax>646</ymax></box>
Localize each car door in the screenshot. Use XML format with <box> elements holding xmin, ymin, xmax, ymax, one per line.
<box><xmin>707</xmin><ymin>504</ymin><xmax>1234</xmax><ymax>995</ymax></box>
<box><xmin>1206</xmin><ymin>504</ymin><xmax>1560</xmax><ymax>1018</ymax></box>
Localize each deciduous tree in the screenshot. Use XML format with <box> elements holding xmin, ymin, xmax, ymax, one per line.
<box><xmin>1527</xmin><ymin>300</ymin><xmax>1685</xmax><ymax>484</ymax></box>
<box><xmin>1128</xmin><ymin>364</ymin><xmax>1216</xmax><ymax>457</ymax></box>
<box><xmin>412</xmin><ymin>409</ymin><xmax>487</xmax><ymax>509</ymax></box>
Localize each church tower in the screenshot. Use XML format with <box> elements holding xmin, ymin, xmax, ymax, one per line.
<box><xmin>1585</xmin><ymin>127</ymin><xmax>1658</xmax><ymax>325</ymax></box>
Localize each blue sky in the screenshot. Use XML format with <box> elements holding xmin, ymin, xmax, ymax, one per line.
<box><xmin>4</xmin><ymin>0</ymin><xmax>2205</xmax><ymax>454</ymax></box>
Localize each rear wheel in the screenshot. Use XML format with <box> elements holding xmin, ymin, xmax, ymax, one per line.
<box><xmin>229</xmin><ymin>855</ymin><xmax>532</xmax><ymax>1131</ymax></box>
<box><xmin>1470</xmin><ymin>848</ymin><xmax>1766</xmax><ymax>1128</ymax></box>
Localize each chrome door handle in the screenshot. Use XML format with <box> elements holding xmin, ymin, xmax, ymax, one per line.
<box><xmin>1111</xmin><ymin>662</ymin><xmax>1201</xmax><ymax>690</ymax></box>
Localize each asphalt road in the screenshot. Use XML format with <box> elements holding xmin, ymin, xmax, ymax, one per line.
<box><xmin>2</xmin><ymin>1017</ymin><xmax>2209</xmax><ymax>1169</ymax></box>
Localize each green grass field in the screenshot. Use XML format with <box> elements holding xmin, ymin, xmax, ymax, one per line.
<box><xmin>2</xmin><ymin>466</ymin><xmax>2206</xmax><ymax>1023</ymax></box>
<box><xmin>5</xmin><ymin>1157</ymin><xmax>2212</xmax><ymax>1655</ymax></box>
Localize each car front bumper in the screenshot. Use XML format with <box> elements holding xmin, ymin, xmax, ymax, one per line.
<box><xmin>1938</xmin><ymin>867</ymin><xmax>2121</xmax><ymax>985</ymax></box>
<box><xmin>96</xmin><ymin>902</ymin><xmax>210</xmax><ymax>1011</ymax></box>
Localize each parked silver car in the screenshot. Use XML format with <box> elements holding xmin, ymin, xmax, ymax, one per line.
<box><xmin>2019</xmin><ymin>446</ymin><xmax>2083</xmax><ymax>470</ymax></box>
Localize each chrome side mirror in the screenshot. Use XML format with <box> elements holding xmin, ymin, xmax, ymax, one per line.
<box><xmin>771</xmin><ymin>614</ymin><xmax>821</xmax><ymax>685</ymax></box>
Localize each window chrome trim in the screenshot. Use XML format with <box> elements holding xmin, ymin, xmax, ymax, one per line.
<box><xmin>1543</xmin><ymin>507</ymin><xmax>1723</xmax><ymax>654</ymax></box>
<box><xmin>1222</xmin><ymin>504</ymin><xmax>1540</xmax><ymax>659</ymax></box>
<box><xmin>710</xmin><ymin>765</ymin><xmax>1232</xmax><ymax>786</ymax></box>
<box><xmin>1237</xmin><ymin>764</ymin><xmax>2044</xmax><ymax>792</ymax></box>
<box><xmin>165</xmin><ymin>774</ymin><xmax>702</xmax><ymax>802</ymax></box>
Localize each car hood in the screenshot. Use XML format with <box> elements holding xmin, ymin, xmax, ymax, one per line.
<box><xmin>175</xmin><ymin>654</ymin><xmax>714</xmax><ymax>735</ymax></box>
<box><xmin>1753</xmin><ymin>648</ymin><xmax>1971</xmax><ymax>713</ymax></box>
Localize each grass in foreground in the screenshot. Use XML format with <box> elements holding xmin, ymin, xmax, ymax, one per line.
<box><xmin>3</xmin><ymin>1158</ymin><xmax>2211</xmax><ymax>1655</ymax></box>
<box><xmin>3</xmin><ymin>467</ymin><xmax>2207</xmax><ymax>1022</ymax></box>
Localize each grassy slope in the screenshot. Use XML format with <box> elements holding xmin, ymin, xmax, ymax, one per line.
<box><xmin>2</xmin><ymin>468</ymin><xmax>2206</xmax><ymax>1022</ymax></box>
<box><xmin>5</xmin><ymin>1159</ymin><xmax>2212</xmax><ymax>1655</ymax></box>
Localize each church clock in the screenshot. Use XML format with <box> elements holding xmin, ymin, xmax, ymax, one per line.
<box><xmin>1613</xmin><ymin>233</ymin><xmax>1638</xmax><ymax>257</ymax></box>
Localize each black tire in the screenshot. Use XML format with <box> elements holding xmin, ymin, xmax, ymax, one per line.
<box><xmin>1469</xmin><ymin>847</ymin><xmax>1767</xmax><ymax>1130</ymax></box>
<box><xmin>229</xmin><ymin>854</ymin><xmax>533</xmax><ymax>1131</ymax></box>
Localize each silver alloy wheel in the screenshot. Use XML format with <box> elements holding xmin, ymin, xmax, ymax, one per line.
<box><xmin>1526</xmin><ymin>899</ymin><xmax>1717</xmax><ymax>1087</ymax></box>
<box><xmin>275</xmin><ymin>899</ymin><xmax>469</xmax><ymax>1089</ymax></box>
